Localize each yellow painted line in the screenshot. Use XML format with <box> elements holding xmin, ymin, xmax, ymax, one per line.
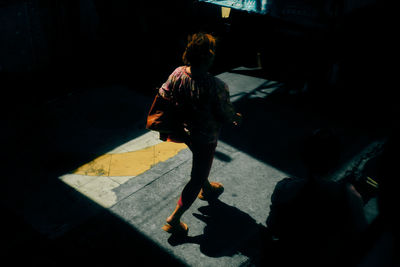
<box><xmin>73</xmin><ymin>142</ymin><xmax>187</xmax><ymax>176</ymax></box>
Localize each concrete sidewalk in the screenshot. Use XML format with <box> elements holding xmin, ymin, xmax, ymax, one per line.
<box><xmin>3</xmin><ymin>69</ymin><xmax>382</xmax><ymax>266</ymax></box>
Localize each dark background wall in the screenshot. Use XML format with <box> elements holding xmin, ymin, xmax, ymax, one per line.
<box><xmin>1</xmin><ymin>0</ymin><xmax>396</xmax><ymax>124</ymax></box>
<box><xmin>1</xmin><ymin>1</ymin><xmax>227</xmax><ymax>100</ymax></box>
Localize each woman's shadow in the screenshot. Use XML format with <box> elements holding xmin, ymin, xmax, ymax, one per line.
<box><xmin>167</xmin><ymin>199</ymin><xmax>271</xmax><ymax>262</ymax></box>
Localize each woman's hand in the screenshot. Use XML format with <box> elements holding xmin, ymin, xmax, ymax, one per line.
<box><xmin>233</xmin><ymin>113</ymin><xmax>242</xmax><ymax>127</ymax></box>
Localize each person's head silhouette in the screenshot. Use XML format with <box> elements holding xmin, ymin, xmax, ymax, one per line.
<box><xmin>302</xmin><ymin>128</ymin><xmax>341</xmax><ymax>179</ymax></box>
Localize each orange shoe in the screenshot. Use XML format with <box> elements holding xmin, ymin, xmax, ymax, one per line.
<box><xmin>198</xmin><ymin>182</ymin><xmax>224</xmax><ymax>201</ymax></box>
<box><xmin>162</xmin><ymin>221</ymin><xmax>189</xmax><ymax>236</ymax></box>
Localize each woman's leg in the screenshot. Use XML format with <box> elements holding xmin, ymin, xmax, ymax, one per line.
<box><xmin>166</xmin><ymin>142</ymin><xmax>217</xmax><ymax>225</ymax></box>
<box><xmin>180</xmin><ymin>142</ymin><xmax>217</xmax><ymax>208</ymax></box>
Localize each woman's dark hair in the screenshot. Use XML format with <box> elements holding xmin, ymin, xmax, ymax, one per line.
<box><xmin>182</xmin><ymin>32</ymin><xmax>216</xmax><ymax>66</ymax></box>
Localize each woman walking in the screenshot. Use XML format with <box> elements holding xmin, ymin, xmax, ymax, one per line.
<box><xmin>159</xmin><ymin>32</ymin><xmax>241</xmax><ymax>235</ymax></box>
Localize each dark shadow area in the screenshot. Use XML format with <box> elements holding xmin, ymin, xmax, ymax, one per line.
<box><xmin>2</xmin><ymin>203</ymin><xmax>187</xmax><ymax>266</ymax></box>
<box><xmin>220</xmin><ymin>88</ymin><xmax>382</xmax><ymax>180</ymax></box>
<box><xmin>214</xmin><ymin>151</ymin><xmax>232</xmax><ymax>162</ymax></box>
<box><xmin>166</xmin><ymin>199</ymin><xmax>268</xmax><ymax>265</ymax></box>
<box><xmin>5</xmin><ymin>86</ymin><xmax>154</xmax><ymax>180</ymax></box>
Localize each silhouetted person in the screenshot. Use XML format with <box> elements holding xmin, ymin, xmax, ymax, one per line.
<box><xmin>160</xmin><ymin>33</ymin><xmax>242</xmax><ymax>235</ymax></box>
<box><xmin>353</xmin><ymin>125</ymin><xmax>400</xmax><ymax>267</ymax></box>
<box><xmin>265</xmin><ymin>128</ymin><xmax>367</xmax><ymax>266</ymax></box>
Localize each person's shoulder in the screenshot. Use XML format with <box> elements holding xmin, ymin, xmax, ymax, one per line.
<box><xmin>272</xmin><ymin>177</ymin><xmax>306</xmax><ymax>202</ymax></box>
<box><xmin>167</xmin><ymin>66</ymin><xmax>185</xmax><ymax>78</ymax></box>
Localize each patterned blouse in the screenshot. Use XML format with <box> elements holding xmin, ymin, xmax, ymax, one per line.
<box><xmin>159</xmin><ymin>66</ymin><xmax>236</xmax><ymax>143</ymax></box>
